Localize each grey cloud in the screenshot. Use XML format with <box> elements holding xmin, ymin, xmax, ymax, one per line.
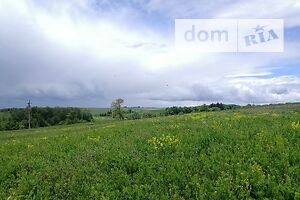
<box><xmin>143</xmin><ymin>76</ymin><xmax>300</xmax><ymax>104</ymax></box>
<box><xmin>270</xmin><ymin>87</ymin><xmax>289</xmax><ymax>95</ymax></box>
<box><xmin>1</xmin><ymin>1</ymin><xmax>300</xmax><ymax>108</ymax></box>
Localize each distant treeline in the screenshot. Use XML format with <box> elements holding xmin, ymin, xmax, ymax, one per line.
<box><xmin>0</xmin><ymin>107</ymin><xmax>93</xmax><ymax>131</ymax></box>
<box><xmin>96</xmin><ymin>109</ymin><xmax>158</xmax><ymax>120</ymax></box>
<box><xmin>164</xmin><ymin>103</ymin><xmax>240</xmax><ymax>116</ymax></box>
<box><xmin>97</xmin><ymin>103</ymin><xmax>240</xmax><ymax>120</ymax></box>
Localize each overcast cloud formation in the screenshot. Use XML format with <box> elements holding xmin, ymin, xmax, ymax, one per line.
<box><xmin>0</xmin><ymin>0</ymin><xmax>300</xmax><ymax>108</ymax></box>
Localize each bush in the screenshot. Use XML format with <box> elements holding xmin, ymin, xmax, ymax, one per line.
<box><xmin>126</xmin><ymin>111</ymin><xmax>142</xmax><ymax>120</ymax></box>
<box><xmin>164</xmin><ymin>103</ymin><xmax>239</xmax><ymax>116</ymax></box>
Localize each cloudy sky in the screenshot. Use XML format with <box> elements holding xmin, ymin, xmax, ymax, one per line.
<box><xmin>0</xmin><ymin>0</ymin><xmax>300</xmax><ymax>108</ymax></box>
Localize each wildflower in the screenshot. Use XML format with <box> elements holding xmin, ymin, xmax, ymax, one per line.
<box><xmin>232</xmin><ymin>113</ymin><xmax>242</xmax><ymax>120</ymax></box>
<box><xmin>170</xmin><ymin>124</ymin><xmax>180</xmax><ymax>129</ymax></box>
<box><xmin>88</xmin><ymin>136</ymin><xmax>100</xmax><ymax>142</ymax></box>
<box><xmin>148</xmin><ymin>134</ymin><xmax>179</xmax><ymax>151</ymax></box>
<box><xmin>291</xmin><ymin>122</ymin><xmax>300</xmax><ymax>130</ymax></box>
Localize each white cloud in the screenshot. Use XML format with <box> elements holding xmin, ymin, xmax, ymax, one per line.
<box><xmin>217</xmin><ymin>0</ymin><xmax>300</xmax><ymax>28</ymax></box>
<box><xmin>144</xmin><ymin>0</ymin><xmax>300</xmax><ymax>27</ymax></box>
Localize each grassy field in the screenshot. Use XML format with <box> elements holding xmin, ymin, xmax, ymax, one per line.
<box><xmin>0</xmin><ymin>108</ymin><xmax>299</xmax><ymax>199</ymax></box>
<box><xmin>239</xmin><ymin>103</ymin><xmax>300</xmax><ymax>113</ymax></box>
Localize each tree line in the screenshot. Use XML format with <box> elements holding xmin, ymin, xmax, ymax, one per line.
<box><xmin>0</xmin><ymin>107</ymin><xmax>93</xmax><ymax>131</ymax></box>
<box><xmin>164</xmin><ymin>103</ymin><xmax>240</xmax><ymax>116</ymax></box>
<box><xmin>101</xmin><ymin>99</ymin><xmax>240</xmax><ymax>120</ymax></box>
<box><xmin>0</xmin><ymin>100</ymin><xmax>240</xmax><ymax>131</ymax></box>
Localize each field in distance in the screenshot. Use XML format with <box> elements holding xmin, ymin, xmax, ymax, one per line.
<box><xmin>87</xmin><ymin>107</ymin><xmax>165</xmax><ymax>116</ymax></box>
<box><xmin>87</xmin><ymin>102</ymin><xmax>300</xmax><ymax>116</ymax></box>
<box><xmin>0</xmin><ymin>105</ymin><xmax>299</xmax><ymax>199</ymax></box>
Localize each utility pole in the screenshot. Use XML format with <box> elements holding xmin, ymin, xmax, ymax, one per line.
<box><xmin>27</xmin><ymin>100</ymin><xmax>31</xmax><ymax>129</ymax></box>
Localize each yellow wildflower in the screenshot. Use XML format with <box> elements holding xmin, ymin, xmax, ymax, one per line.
<box><xmin>291</xmin><ymin>122</ymin><xmax>300</xmax><ymax>130</ymax></box>
<box><xmin>148</xmin><ymin>134</ymin><xmax>179</xmax><ymax>151</ymax></box>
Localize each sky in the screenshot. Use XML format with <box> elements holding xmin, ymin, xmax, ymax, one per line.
<box><xmin>0</xmin><ymin>0</ymin><xmax>300</xmax><ymax>108</ymax></box>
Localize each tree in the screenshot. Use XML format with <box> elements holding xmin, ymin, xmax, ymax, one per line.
<box><xmin>111</xmin><ymin>98</ymin><xmax>124</xmax><ymax>120</ymax></box>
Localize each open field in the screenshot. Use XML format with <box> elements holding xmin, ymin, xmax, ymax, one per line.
<box><xmin>0</xmin><ymin>108</ymin><xmax>300</xmax><ymax>199</ymax></box>
<box><xmin>239</xmin><ymin>103</ymin><xmax>300</xmax><ymax>113</ymax></box>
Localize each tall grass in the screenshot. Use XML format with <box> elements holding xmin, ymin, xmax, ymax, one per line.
<box><xmin>0</xmin><ymin>110</ymin><xmax>299</xmax><ymax>199</ymax></box>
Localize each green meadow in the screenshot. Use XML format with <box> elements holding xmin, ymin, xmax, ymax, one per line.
<box><xmin>0</xmin><ymin>108</ymin><xmax>299</xmax><ymax>199</ymax></box>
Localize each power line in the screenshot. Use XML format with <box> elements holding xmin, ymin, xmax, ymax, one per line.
<box><xmin>27</xmin><ymin>100</ymin><xmax>31</xmax><ymax>129</ymax></box>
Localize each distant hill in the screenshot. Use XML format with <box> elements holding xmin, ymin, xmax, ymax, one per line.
<box><xmin>239</xmin><ymin>102</ymin><xmax>300</xmax><ymax>112</ymax></box>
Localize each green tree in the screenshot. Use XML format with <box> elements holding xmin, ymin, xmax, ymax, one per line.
<box><xmin>111</xmin><ymin>98</ymin><xmax>124</xmax><ymax>120</ymax></box>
